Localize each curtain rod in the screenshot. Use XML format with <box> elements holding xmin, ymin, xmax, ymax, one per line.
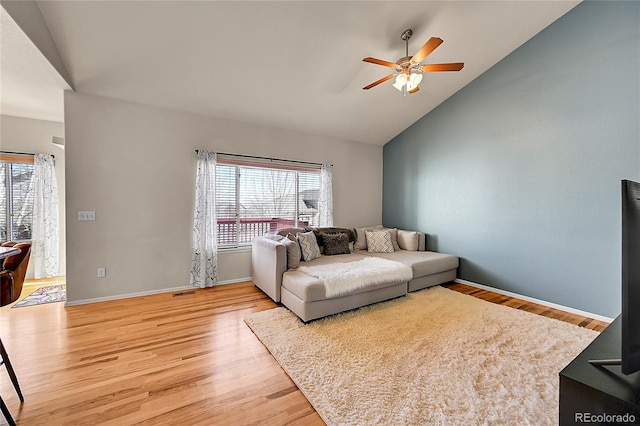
<box><xmin>194</xmin><ymin>150</ymin><xmax>331</xmax><ymax>167</ymax></box>
<box><xmin>0</xmin><ymin>150</ymin><xmax>55</xmax><ymax>159</ymax></box>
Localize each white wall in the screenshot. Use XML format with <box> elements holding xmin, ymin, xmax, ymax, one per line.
<box><xmin>64</xmin><ymin>91</ymin><xmax>382</xmax><ymax>303</ymax></box>
<box><xmin>0</xmin><ymin>114</ymin><xmax>66</xmax><ymax>278</ymax></box>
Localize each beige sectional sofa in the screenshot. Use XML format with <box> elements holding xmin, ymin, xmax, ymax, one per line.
<box><xmin>251</xmin><ymin>226</ymin><xmax>458</xmax><ymax>322</ymax></box>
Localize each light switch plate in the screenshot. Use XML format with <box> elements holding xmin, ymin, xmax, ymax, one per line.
<box><xmin>78</xmin><ymin>211</ymin><xmax>96</xmax><ymax>221</ymax></box>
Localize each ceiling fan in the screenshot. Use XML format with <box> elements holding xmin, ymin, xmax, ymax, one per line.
<box><xmin>362</xmin><ymin>29</ymin><xmax>464</xmax><ymax>96</ymax></box>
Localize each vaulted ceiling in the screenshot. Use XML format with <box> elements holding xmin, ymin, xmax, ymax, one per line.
<box><xmin>1</xmin><ymin>1</ymin><xmax>580</xmax><ymax>145</ymax></box>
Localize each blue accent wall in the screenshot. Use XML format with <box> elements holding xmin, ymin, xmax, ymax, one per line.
<box><xmin>383</xmin><ymin>1</ymin><xmax>640</xmax><ymax>318</ymax></box>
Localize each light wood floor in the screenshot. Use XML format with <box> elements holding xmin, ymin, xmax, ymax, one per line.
<box><xmin>443</xmin><ymin>282</ymin><xmax>610</xmax><ymax>332</ymax></box>
<box><xmin>1</xmin><ymin>280</ymin><xmax>609</xmax><ymax>425</ymax></box>
<box><xmin>12</xmin><ymin>277</ymin><xmax>66</xmax><ymax>304</ymax></box>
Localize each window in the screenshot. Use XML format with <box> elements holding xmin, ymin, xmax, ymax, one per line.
<box><xmin>215</xmin><ymin>159</ymin><xmax>321</xmax><ymax>248</ymax></box>
<box><xmin>0</xmin><ymin>155</ymin><xmax>34</xmax><ymax>243</ymax></box>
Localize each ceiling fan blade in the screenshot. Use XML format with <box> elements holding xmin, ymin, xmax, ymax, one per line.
<box><xmin>408</xmin><ymin>86</ymin><xmax>420</xmax><ymax>94</ymax></box>
<box><xmin>420</xmin><ymin>62</ymin><xmax>464</xmax><ymax>72</ymax></box>
<box><xmin>411</xmin><ymin>37</ymin><xmax>443</xmax><ymax>64</ymax></box>
<box><xmin>363</xmin><ymin>74</ymin><xmax>395</xmax><ymax>90</ymax></box>
<box><xmin>362</xmin><ymin>57</ymin><xmax>398</xmax><ymax>68</ymax></box>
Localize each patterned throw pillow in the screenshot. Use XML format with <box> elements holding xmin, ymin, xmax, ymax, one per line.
<box><xmin>365</xmin><ymin>230</ymin><xmax>394</xmax><ymax>253</ymax></box>
<box><xmin>321</xmin><ymin>232</ymin><xmax>350</xmax><ymax>256</ymax></box>
<box><xmin>297</xmin><ymin>231</ymin><xmax>321</xmax><ymax>262</ymax></box>
<box><xmin>354</xmin><ymin>225</ymin><xmax>384</xmax><ymax>250</ymax></box>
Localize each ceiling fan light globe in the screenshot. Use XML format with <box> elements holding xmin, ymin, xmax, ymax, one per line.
<box><xmin>407</xmin><ymin>73</ymin><xmax>423</xmax><ymax>91</ymax></box>
<box><xmin>392</xmin><ymin>74</ymin><xmax>407</xmax><ymax>91</ymax></box>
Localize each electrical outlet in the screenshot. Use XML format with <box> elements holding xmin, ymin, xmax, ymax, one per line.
<box><xmin>97</xmin><ymin>267</ymin><xmax>106</xmax><ymax>278</ymax></box>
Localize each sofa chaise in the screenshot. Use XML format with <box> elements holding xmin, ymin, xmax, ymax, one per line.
<box><xmin>251</xmin><ymin>226</ymin><xmax>458</xmax><ymax>322</ymax></box>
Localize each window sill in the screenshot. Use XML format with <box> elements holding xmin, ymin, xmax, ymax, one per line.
<box><xmin>217</xmin><ymin>245</ymin><xmax>252</xmax><ymax>254</ymax></box>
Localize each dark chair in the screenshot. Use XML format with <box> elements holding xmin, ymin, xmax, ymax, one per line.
<box><xmin>0</xmin><ymin>242</ymin><xmax>16</xmax><ymax>271</ymax></box>
<box><xmin>0</xmin><ymin>242</ymin><xmax>30</xmax><ymax>426</ymax></box>
<box><xmin>1</xmin><ymin>242</ymin><xmax>31</xmax><ymax>307</ymax></box>
<box><xmin>0</xmin><ymin>339</ymin><xmax>22</xmax><ymax>426</ymax></box>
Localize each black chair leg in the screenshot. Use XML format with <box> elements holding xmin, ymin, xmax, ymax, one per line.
<box><xmin>0</xmin><ymin>395</ymin><xmax>17</xmax><ymax>426</ymax></box>
<box><xmin>0</xmin><ymin>339</ymin><xmax>23</xmax><ymax>402</ymax></box>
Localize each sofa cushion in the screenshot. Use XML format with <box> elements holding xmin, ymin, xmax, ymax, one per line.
<box><xmin>397</xmin><ymin>230</ymin><xmax>420</xmax><ymax>251</ymax></box>
<box><xmin>321</xmin><ymin>232</ymin><xmax>350</xmax><ymax>255</ymax></box>
<box><xmin>365</xmin><ymin>230</ymin><xmax>394</xmax><ymax>253</ymax></box>
<box><xmin>284</xmin><ymin>234</ymin><xmax>301</xmax><ymax>269</ymax></box>
<box><xmin>283</xmin><ymin>253</ymin><xmax>406</xmax><ymax>302</ymax></box>
<box><xmin>297</xmin><ymin>231</ymin><xmax>321</xmax><ymax>262</ymax></box>
<box><xmin>364</xmin><ymin>250</ymin><xmax>459</xmax><ymax>278</ymax></box>
<box><xmin>283</xmin><ymin>253</ymin><xmax>366</xmax><ymax>301</ymax></box>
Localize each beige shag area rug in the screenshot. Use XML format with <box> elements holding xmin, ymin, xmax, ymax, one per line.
<box><xmin>245</xmin><ymin>286</ymin><xmax>599</xmax><ymax>426</ymax></box>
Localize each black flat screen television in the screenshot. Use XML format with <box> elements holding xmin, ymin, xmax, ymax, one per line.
<box><xmin>621</xmin><ymin>179</ymin><xmax>640</xmax><ymax>375</ymax></box>
<box><xmin>589</xmin><ymin>179</ymin><xmax>640</xmax><ymax>375</ymax></box>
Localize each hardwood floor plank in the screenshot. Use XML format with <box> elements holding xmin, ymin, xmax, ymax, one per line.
<box><xmin>443</xmin><ymin>282</ymin><xmax>610</xmax><ymax>331</ymax></box>
<box><xmin>1</xmin><ymin>281</ymin><xmax>324</xmax><ymax>425</ymax></box>
<box><xmin>1</xmin><ymin>279</ymin><xmax>608</xmax><ymax>425</ymax></box>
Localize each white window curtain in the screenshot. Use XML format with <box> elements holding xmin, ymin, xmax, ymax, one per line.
<box><xmin>318</xmin><ymin>163</ymin><xmax>333</xmax><ymax>227</ymax></box>
<box><xmin>32</xmin><ymin>154</ymin><xmax>59</xmax><ymax>278</ymax></box>
<box><xmin>191</xmin><ymin>150</ymin><xmax>218</xmax><ymax>288</ymax></box>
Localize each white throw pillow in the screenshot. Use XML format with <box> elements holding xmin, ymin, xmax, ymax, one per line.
<box><xmin>397</xmin><ymin>230</ymin><xmax>420</xmax><ymax>251</ymax></box>
<box><xmin>297</xmin><ymin>231</ymin><xmax>321</xmax><ymax>262</ymax></box>
<box><xmin>365</xmin><ymin>230</ymin><xmax>394</xmax><ymax>253</ymax></box>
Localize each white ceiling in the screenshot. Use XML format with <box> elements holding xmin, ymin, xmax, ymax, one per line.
<box><xmin>0</xmin><ymin>5</ymin><xmax>70</xmax><ymax>123</ymax></box>
<box><xmin>2</xmin><ymin>1</ymin><xmax>580</xmax><ymax>145</ymax></box>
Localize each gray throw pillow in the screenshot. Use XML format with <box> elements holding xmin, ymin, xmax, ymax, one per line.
<box><xmin>321</xmin><ymin>232</ymin><xmax>350</xmax><ymax>255</ymax></box>
<box><xmin>385</xmin><ymin>227</ymin><xmax>401</xmax><ymax>251</ymax></box>
<box><xmin>286</xmin><ymin>233</ymin><xmax>302</xmax><ymax>268</ymax></box>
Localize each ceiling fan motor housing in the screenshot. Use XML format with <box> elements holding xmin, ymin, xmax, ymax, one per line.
<box><xmin>395</xmin><ymin>56</ymin><xmax>414</xmax><ymax>73</ymax></box>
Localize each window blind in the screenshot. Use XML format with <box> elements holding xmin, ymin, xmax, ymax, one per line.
<box><xmin>209</xmin><ymin>153</ymin><xmax>323</xmax><ymax>248</ymax></box>
<box><xmin>0</xmin><ymin>156</ymin><xmax>35</xmax><ymax>242</ymax></box>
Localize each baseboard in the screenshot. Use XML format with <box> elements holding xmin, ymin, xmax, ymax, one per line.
<box><xmin>64</xmin><ymin>278</ymin><xmax>254</xmax><ymax>306</ymax></box>
<box><xmin>65</xmin><ymin>285</ymin><xmax>195</xmax><ymax>306</ymax></box>
<box><xmin>217</xmin><ymin>277</ymin><xmax>253</xmax><ymax>286</ymax></box>
<box><xmin>453</xmin><ymin>278</ymin><xmax>615</xmax><ymax>323</ymax></box>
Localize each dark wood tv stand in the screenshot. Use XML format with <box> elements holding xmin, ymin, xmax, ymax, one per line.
<box><xmin>559</xmin><ymin>316</ymin><xmax>640</xmax><ymax>425</ymax></box>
